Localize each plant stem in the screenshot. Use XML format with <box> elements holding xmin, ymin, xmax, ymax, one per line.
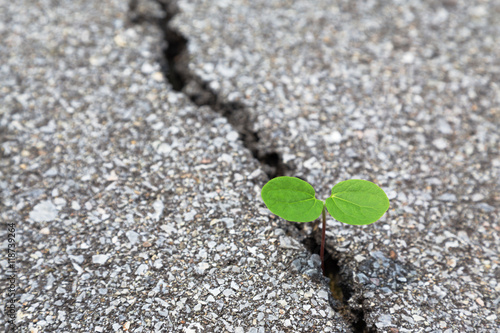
<box><xmin>320</xmin><ymin>206</ymin><xmax>326</xmax><ymax>273</ymax></box>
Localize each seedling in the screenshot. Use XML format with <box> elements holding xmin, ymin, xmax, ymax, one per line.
<box><xmin>261</xmin><ymin>177</ymin><xmax>389</xmax><ymax>272</ymax></box>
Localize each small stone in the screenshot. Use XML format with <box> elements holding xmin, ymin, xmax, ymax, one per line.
<box><xmin>39</xmin><ymin>227</ymin><xmax>50</xmax><ymax>235</ymax></box>
<box><xmin>71</xmin><ymin>201</ymin><xmax>81</xmax><ymax>210</ymax></box>
<box><xmin>376</xmin><ymin>314</ymin><xmax>392</xmax><ymax>328</ymax></box>
<box><xmin>279</xmin><ymin>235</ymin><xmax>301</xmax><ymax>249</ymax></box>
<box><xmin>184</xmin><ymin>210</ymin><xmax>197</xmax><ymax>221</ymax></box>
<box><xmin>413</xmin><ymin>315</ymin><xmax>425</xmax><ymax>322</ymax></box>
<box><xmin>277</xmin><ymin>300</ymin><xmax>287</xmax><ymax>307</ymax></box>
<box><xmin>402</xmin><ymin>52</ymin><xmax>415</xmax><ymax>64</ymax></box>
<box><xmin>318</xmin><ymin>290</ymin><xmax>329</xmax><ymax>301</ymax></box>
<box><xmin>248</xmin><ymin>169</ymin><xmax>262</xmax><ymax>179</ymax></box>
<box><xmin>438</xmin><ymin>193</ymin><xmax>457</xmax><ymax>202</ymax></box>
<box><xmin>437</xmin><ymin>119</ymin><xmax>453</xmax><ymax>134</ymax></box>
<box><xmin>354</xmin><ymin>254</ymin><xmax>365</xmax><ymax>262</ymax></box>
<box><xmin>89</xmin><ymin>55</ymin><xmax>105</xmax><ymax>66</ymax></box>
<box><xmin>197</xmin><ymin>262</ymin><xmax>210</xmax><ymax>274</ymax></box>
<box><xmin>141</xmin><ymin>63</ymin><xmax>154</xmax><ymax>74</ymax></box>
<box><xmin>209</xmin><ymin>288</ymin><xmax>221</xmax><ymax>297</ymax></box>
<box><xmin>471</xmin><ymin>193</ymin><xmax>484</xmax><ymax>202</ymax></box>
<box><xmin>447</xmin><ymin>258</ymin><xmax>456</xmax><ymax>268</ymax></box>
<box><xmin>291</xmin><ymin>259</ymin><xmax>302</xmax><ymax>271</ymax></box>
<box><xmin>486</xmin><ymin>314</ymin><xmax>497</xmax><ymax>321</ymax></box>
<box><xmin>153</xmin><ymin>259</ymin><xmax>163</xmax><ymax>269</ymax></box>
<box><xmin>152</xmin><ymin>200</ymin><xmax>164</xmax><ymax>221</ymax></box>
<box><xmin>156</xmin><ymin>143</ymin><xmax>171</xmax><ymax>154</ymax></box>
<box><xmin>92</xmin><ymin>254</ymin><xmax>110</xmax><ymax>265</ymax></box>
<box><xmin>152</xmin><ymin>72</ymin><xmax>164</xmax><ymax>81</ymax></box>
<box><xmin>432</xmin><ymin>138</ymin><xmax>449</xmax><ymax>150</ymax></box>
<box><xmin>106</xmin><ymin>170</ymin><xmax>119</xmax><ymax>181</ymax></box>
<box><xmin>218</xmin><ymin>153</ymin><xmax>233</xmax><ymax>164</ymax></box>
<box><xmin>226</xmin><ymin>131</ymin><xmax>239</xmax><ymax>142</ymax></box>
<box><xmin>469</xmin><ymin>6</ymin><xmax>487</xmax><ymax>17</ymax></box>
<box><xmin>126</xmin><ymin>230</ymin><xmax>139</xmax><ymax>245</ymax></box>
<box><xmin>304</xmin><ymin>157</ymin><xmax>320</xmax><ymax>169</ymax></box>
<box><xmin>222</xmin><ymin>218</ymin><xmax>234</xmax><ymax>228</ymax></box>
<box><xmin>43</xmin><ymin>167</ymin><xmax>58</xmax><ymax>177</ymax></box>
<box><xmin>29</xmin><ymin>200</ymin><xmax>58</xmax><ymax>222</ymax></box>
<box><xmin>477</xmin><ymin>203</ymin><xmax>495</xmax><ymax>212</ymax></box>
<box><xmin>325</xmin><ymin>131</ymin><xmax>342</xmax><ymax>143</ymax></box>
<box><xmin>135</xmin><ymin>264</ymin><xmax>148</xmax><ymax>275</ymax></box>
<box><xmin>223</xmin><ymin>289</ymin><xmax>234</xmax><ymax>297</ymax></box>
<box><xmin>308</xmin><ymin>254</ymin><xmax>321</xmax><ymax>268</ymax></box>
<box><xmin>53</xmin><ymin>197</ymin><xmax>67</xmax><ymax>207</ymax></box>
<box><xmin>69</xmin><ymin>255</ymin><xmax>84</xmax><ymax>264</ymax></box>
<box><xmin>114</xmin><ymin>34</ymin><xmax>126</xmax><ymax>47</ymax></box>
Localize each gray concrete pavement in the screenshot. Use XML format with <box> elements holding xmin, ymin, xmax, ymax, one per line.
<box><xmin>1</xmin><ymin>0</ymin><xmax>499</xmax><ymax>332</ymax></box>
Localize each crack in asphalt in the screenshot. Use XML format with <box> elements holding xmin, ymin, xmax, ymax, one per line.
<box><xmin>153</xmin><ymin>0</ymin><xmax>288</xmax><ymax>180</ymax></box>
<box><xmin>130</xmin><ymin>0</ymin><xmax>376</xmax><ymax>331</ymax></box>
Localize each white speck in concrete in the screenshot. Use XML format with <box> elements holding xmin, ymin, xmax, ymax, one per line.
<box><xmin>92</xmin><ymin>254</ymin><xmax>110</xmax><ymax>265</ymax></box>
<box><xmin>135</xmin><ymin>264</ymin><xmax>148</xmax><ymax>275</ymax></box>
<box><xmin>29</xmin><ymin>200</ymin><xmax>58</xmax><ymax>222</ymax></box>
<box><xmin>209</xmin><ymin>288</ymin><xmax>221</xmax><ymax>297</ymax></box>
<box><xmin>71</xmin><ymin>201</ymin><xmax>81</xmax><ymax>210</ymax></box>
<box><xmin>126</xmin><ymin>230</ymin><xmax>140</xmax><ymax>245</ymax></box>
<box><xmin>226</xmin><ymin>131</ymin><xmax>239</xmax><ymax>142</ymax></box>
<box><xmin>433</xmin><ymin>138</ymin><xmax>449</xmax><ymax>150</ymax></box>
<box><xmin>376</xmin><ymin>314</ymin><xmax>393</xmax><ymax>328</ymax></box>
<box><xmin>325</xmin><ymin>131</ymin><xmax>342</xmax><ymax>143</ymax></box>
<box><xmin>318</xmin><ymin>290</ymin><xmax>329</xmax><ymax>301</ymax></box>
<box><xmin>438</xmin><ymin>193</ymin><xmax>457</xmax><ymax>202</ymax></box>
<box><xmin>413</xmin><ymin>314</ymin><xmax>425</xmax><ymax>322</ymax></box>
<box><xmin>152</xmin><ymin>199</ymin><xmax>164</xmax><ymax>221</ymax></box>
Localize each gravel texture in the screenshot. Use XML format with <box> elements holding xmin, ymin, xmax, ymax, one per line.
<box><xmin>170</xmin><ymin>0</ymin><xmax>500</xmax><ymax>332</ymax></box>
<box><xmin>0</xmin><ymin>0</ymin><xmax>352</xmax><ymax>332</ymax></box>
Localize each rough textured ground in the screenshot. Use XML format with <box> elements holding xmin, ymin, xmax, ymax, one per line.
<box><xmin>0</xmin><ymin>0</ymin><xmax>349</xmax><ymax>332</ymax></box>
<box><xmin>1</xmin><ymin>0</ymin><xmax>499</xmax><ymax>332</ymax></box>
<box><xmin>169</xmin><ymin>0</ymin><xmax>500</xmax><ymax>332</ymax></box>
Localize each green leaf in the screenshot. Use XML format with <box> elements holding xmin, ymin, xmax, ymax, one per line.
<box><xmin>325</xmin><ymin>179</ymin><xmax>389</xmax><ymax>225</ymax></box>
<box><xmin>261</xmin><ymin>176</ymin><xmax>324</xmax><ymax>222</ymax></box>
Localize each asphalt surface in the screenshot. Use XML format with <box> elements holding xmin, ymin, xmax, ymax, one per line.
<box><xmin>1</xmin><ymin>0</ymin><xmax>499</xmax><ymax>332</ymax></box>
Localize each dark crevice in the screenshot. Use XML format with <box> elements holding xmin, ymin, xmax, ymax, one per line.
<box><xmin>153</xmin><ymin>0</ymin><xmax>288</xmax><ymax>179</ymax></box>
<box><xmin>302</xmin><ymin>236</ymin><xmax>375</xmax><ymax>333</ymax></box>
<box><xmin>132</xmin><ymin>0</ymin><xmax>373</xmax><ymax>331</ymax></box>
<box><xmin>157</xmin><ymin>1</ymin><xmax>187</xmax><ymax>91</ymax></box>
